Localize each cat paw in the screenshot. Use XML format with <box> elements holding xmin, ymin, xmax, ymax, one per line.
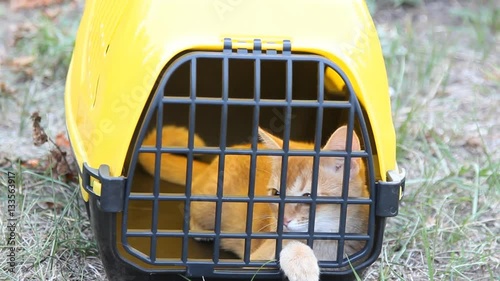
<box><xmin>279</xmin><ymin>241</ymin><xmax>320</xmax><ymax>281</ymax></box>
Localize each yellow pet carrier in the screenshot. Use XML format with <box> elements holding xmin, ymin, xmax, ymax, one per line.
<box><xmin>65</xmin><ymin>0</ymin><xmax>406</xmax><ymax>280</ymax></box>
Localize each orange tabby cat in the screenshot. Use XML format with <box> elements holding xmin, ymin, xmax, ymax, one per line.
<box><xmin>138</xmin><ymin>125</ymin><xmax>368</xmax><ymax>281</ymax></box>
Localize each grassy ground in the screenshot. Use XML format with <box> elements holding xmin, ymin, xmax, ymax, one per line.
<box><xmin>365</xmin><ymin>0</ymin><xmax>499</xmax><ymax>280</ymax></box>
<box><xmin>0</xmin><ymin>0</ymin><xmax>498</xmax><ymax>280</ymax></box>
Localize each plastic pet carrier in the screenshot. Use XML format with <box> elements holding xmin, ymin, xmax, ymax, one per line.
<box><xmin>65</xmin><ymin>1</ymin><xmax>406</xmax><ymax>280</ymax></box>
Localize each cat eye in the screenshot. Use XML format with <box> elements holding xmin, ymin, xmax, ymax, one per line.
<box><xmin>302</xmin><ymin>192</ymin><xmax>311</xmax><ymax>197</ymax></box>
<box><xmin>271</xmin><ymin>189</ymin><xmax>280</xmax><ymax>196</ymax></box>
<box><xmin>335</xmin><ymin>164</ymin><xmax>343</xmax><ymax>171</ymax></box>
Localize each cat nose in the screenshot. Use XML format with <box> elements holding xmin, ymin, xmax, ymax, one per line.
<box><xmin>283</xmin><ymin>217</ymin><xmax>291</xmax><ymax>227</ymax></box>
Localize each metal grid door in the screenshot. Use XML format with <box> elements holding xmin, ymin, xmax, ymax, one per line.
<box><xmin>122</xmin><ymin>39</ymin><xmax>380</xmax><ymax>279</ymax></box>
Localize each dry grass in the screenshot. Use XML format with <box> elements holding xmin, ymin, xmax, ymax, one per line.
<box><xmin>0</xmin><ymin>167</ymin><xmax>106</xmax><ymax>280</ymax></box>
<box><xmin>0</xmin><ymin>0</ymin><xmax>498</xmax><ymax>280</ymax></box>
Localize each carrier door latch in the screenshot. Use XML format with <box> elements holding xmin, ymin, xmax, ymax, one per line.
<box><xmin>375</xmin><ymin>168</ymin><xmax>406</xmax><ymax>217</ymax></box>
<box><xmin>223</xmin><ymin>37</ymin><xmax>292</xmax><ymax>55</ymax></box>
<box><xmin>82</xmin><ymin>163</ymin><xmax>126</xmax><ymax>212</ymax></box>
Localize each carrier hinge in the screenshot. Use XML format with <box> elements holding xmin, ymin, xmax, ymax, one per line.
<box><xmin>82</xmin><ymin>163</ymin><xmax>126</xmax><ymax>212</ymax></box>
<box><xmin>375</xmin><ymin>168</ymin><xmax>406</xmax><ymax>217</ymax></box>
<box><xmin>223</xmin><ymin>38</ymin><xmax>291</xmax><ymax>55</ymax></box>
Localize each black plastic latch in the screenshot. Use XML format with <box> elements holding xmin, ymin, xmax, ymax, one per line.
<box><xmin>82</xmin><ymin>162</ymin><xmax>126</xmax><ymax>213</ymax></box>
<box><xmin>375</xmin><ymin>169</ymin><xmax>406</xmax><ymax>217</ymax></box>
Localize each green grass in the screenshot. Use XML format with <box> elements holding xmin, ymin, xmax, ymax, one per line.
<box><xmin>0</xmin><ymin>2</ymin><xmax>104</xmax><ymax>280</ymax></box>
<box><xmin>366</xmin><ymin>0</ymin><xmax>424</xmax><ymax>13</ymax></box>
<box><xmin>0</xmin><ymin>164</ymin><xmax>103</xmax><ymax>281</ymax></box>
<box><xmin>12</xmin><ymin>12</ymin><xmax>78</xmax><ymax>80</ymax></box>
<box><xmin>0</xmin><ymin>3</ymin><xmax>78</xmax><ymax>137</ymax></box>
<box><xmin>449</xmin><ymin>0</ymin><xmax>499</xmax><ymax>58</ymax></box>
<box><xmin>364</xmin><ymin>0</ymin><xmax>499</xmax><ymax>279</ymax></box>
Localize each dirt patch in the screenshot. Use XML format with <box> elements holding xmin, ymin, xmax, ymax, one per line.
<box><xmin>0</xmin><ymin>0</ymin><xmax>81</xmax><ymax>163</ymax></box>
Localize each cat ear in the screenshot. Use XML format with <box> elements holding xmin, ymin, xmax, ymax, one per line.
<box><xmin>323</xmin><ymin>125</ymin><xmax>361</xmax><ymax>151</ymax></box>
<box><xmin>322</xmin><ymin>126</ymin><xmax>361</xmax><ymax>177</ymax></box>
<box><xmin>258</xmin><ymin>127</ymin><xmax>283</xmax><ymax>150</ymax></box>
<box><xmin>258</xmin><ymin>127</ymin><xmax>283</xmax><ymax>173</ymax></box>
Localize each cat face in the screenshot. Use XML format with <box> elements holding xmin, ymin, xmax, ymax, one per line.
<box><xmin>259</xmin><ymin>126</ymin><xmax>366</xmax><ymax>234</ymax></box>
<box><xmin>267</xmin><ymin>157</ymin><xmax>359</xmax><ymax>233</ymax></box>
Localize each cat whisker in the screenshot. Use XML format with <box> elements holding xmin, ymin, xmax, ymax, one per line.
<box><xmin>252</xmin><ymin>214</ymin><xmax>277</xmax><ymax>221</ymax></box>
<box><xmin>255</xmin><ymin>222</ymin><xmax>278</xmax><ymax>232</ymax></box>
<box><xmin>253</xmin><ymin>168</ymin><xmax>273</xmax><ymax>176</ymax></box>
